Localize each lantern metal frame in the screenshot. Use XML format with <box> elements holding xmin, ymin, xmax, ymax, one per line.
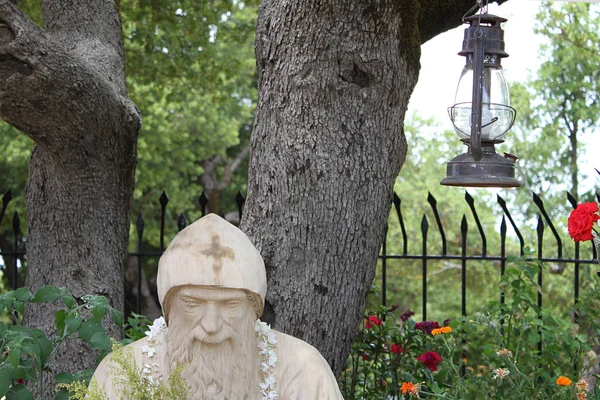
<box><xmin>440</xmin><ymin>12</ymin><xmax>521</xmax><ymax>188</ymax></box>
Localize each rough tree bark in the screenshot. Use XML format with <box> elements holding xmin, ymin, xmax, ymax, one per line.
<box><xmin>241</xmin><ymin>0</ymin><xmax>509</xmax><ymax>376</ymax></box>
<box><xmin>0</xmin><ymin>0</ymin><xmax>140</xmax><ymax>387</ymax></box>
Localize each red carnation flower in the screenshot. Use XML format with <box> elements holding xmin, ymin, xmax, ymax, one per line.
<box><xmin>417</xmin><ymin>351</ymin><xmax>442</xmax><ymax>372</ymax></box>
<box><xmin>365</xmin><ymin>315</ymin><xmax>382</xmax><ymax>329</ymax></box>
<box><xmin>391</xmin><ymin>344</ymin><xmax>403</xmax><ymax>354</ymax></box>
<box><xmin>568</xmin><ymin>202</ymin><xmax>600</xmax><ymax>242</ymax></box>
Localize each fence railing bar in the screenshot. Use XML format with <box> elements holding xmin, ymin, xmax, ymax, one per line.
<box><xmin>382</xmin><ymin>224</ymin><xmax>388</xmax><ymax>308</ymax></box>
<box><xmin>159</xmin><ymin>191</ymin><xmax>169</xmax><ymax>252</ymax></box>
<box><xmin>532</xmin><ymin>192</ymin><xmax>563</xmax><ymax>259</ymax></box>
<box><xmin>574</xmin><ymin>241</ymin><xmax>580</xmax><ymax>326</ymax></box>
<box><xmin>427</xmin><ymin>192</ymin><xmax>447</xmax><ymax>256</ymax></box>
<box><xmin>461</xmin><ymin>215</ymin><xmax>468</xmax><ymax>317</ymax></box>
<box><xmin>497</xmin><ymin>194</ymin><xmax>525</xmax><ymax>256</ymax></box>
<box><xmin>199</xmin><ymin>192</ymin><xmax>208</xmax><ymax>216</ymax></box>
<box><xmin>500</xmin><ymin>216</ymin><xmax>507</xmax><ymax>331</ymax></box>
<box><xmin>536</xmin><ymin>215</ymin><xmax>544</xmax><ymax>356</ymax></box>
<box><xmin>12</xmin><ymin>211</ymin><xmax>20</xmax><ymax>290</ymax></box>
<box><xmin>392</xmin><ymin>193</ymin><xmax>408</xmax><ymax>256</ymax></box>
<box><xmin>0</xmin><ymin>190</ymin><xmax>12</xmax><ymax>226</ymax></box>
<box><xmin>136</xmin><ymin>212</ymin><xmax>144</xmax><ymax>315</ymax></box>
<box><xmin>465</xmin><ymin>191</ymin><xmax>487</xmax><ymax>257</ymax></box>
<box><xmin>421</xmin><ymin>214</ymin><xmax>429</xmax><ymax>321</ymax></box>
<box><xmin>236</xmin><ymin>192</ymin><xmax>245</xmax><ymax>223</ymax></box>
<box><xmin>377</xmin><ymin>254</ymin><xmax>597</xmax><ymax>264</ymax></box>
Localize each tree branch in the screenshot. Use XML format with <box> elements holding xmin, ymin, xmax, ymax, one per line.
<box><xmin>0</xmin><ymin>1</ymin><xmax>140</xmax><ymax>152</ymax></box>
<box><xmin>217</xmin><ymin>143</ymin><xmax>251</xmax><ymax>191</ymax></box>
<box><xmin>418</xmin><ymin>0</ymin><xmax>510</xmax><ymax>44</ymax></box>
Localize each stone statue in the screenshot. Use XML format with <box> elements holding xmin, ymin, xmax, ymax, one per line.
<box><xmin>92</xmin><ymin>214</ymin><xmax>344</xmax><ymax>399</ymax></box>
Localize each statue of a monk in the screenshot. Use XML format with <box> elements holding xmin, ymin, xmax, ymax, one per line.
<box><xmin>92</xmin><ymin>213</ymin><xmax>344</xmax><ymax>399</ymax></box>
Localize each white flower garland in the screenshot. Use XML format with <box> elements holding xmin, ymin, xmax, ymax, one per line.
<box><xmin>140</xmin><ymin>317</ymin><xmax>279</xmax><ymax>399</ymax></box>
<box><xmin>255</xmin><ymin>320</ymin><xmax>279</xmax><ymax>400</ymax></box>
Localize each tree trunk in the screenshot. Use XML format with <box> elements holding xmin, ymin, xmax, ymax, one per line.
<box><xmin>242</xmin><ymin>0</ymin><xmax>508</xmax><ymax>376</ymax></box>
<box><xmin>0</xmin><ymin>0</ymin><xmax>140</xmax><ymax>390</ymax></box>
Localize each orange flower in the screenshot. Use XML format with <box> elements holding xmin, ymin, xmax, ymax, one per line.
<box><xmin>577</xmin><ymin>392</ymin><xmax>587</xmax><ymax>400</ymax></box>
<box><xmin>556</xmin><ymin>376</ymin><xmax>572</xmax><ymax>386</ymax></box>
<box><xmin>401</xmin><ymin>382</ymin><xmax>421</xmax><ymax>397</ymax></box>
<box><xmin>431</xmin><ymin>326</ymin><xmax>452</xmax><ymax>335</ymax></box>
<box><xmin>401</xmin><ymin>382</ymin><xmax>415</xmax><ymax>394</ymax></box>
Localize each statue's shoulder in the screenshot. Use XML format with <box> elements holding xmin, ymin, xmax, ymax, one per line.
<box><xmin>272</xmin><ymin>329</ymin><xmax>331</xmax><ymax>369</ymax></box>
<box><xmin>271</xmin><ymin>330</ymin><xmax>343</xmax><ymax>399</ymax></box>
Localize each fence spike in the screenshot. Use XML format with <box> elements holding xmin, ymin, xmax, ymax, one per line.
<box><xmin>465</xmin><ymin>190</ymin><xmax>487</xmax><ymax>257</ymax></box>
<box><xmin>12</xmin><ymin>211</ymin><xmax>20</xmax><ymax>236</ymax></box>
<box><xmin>198</xmin><ymin>192</ymin><xmax>208</xmax><ymax>216</ymax></box>
<box><xmin>159</xmin><ymin>191</ymin><xmax>168</xmax><ymax>252</ymax></box>
<box><xmin>566</xmin><ymin>192</ymin><xmax>578</xmax><ymax>209</ymax></box>
<box><xmin>421</xmin><ymin>214</ymin><xmax>429</xmax><ymax>236</ymax></box>
<box><xmin>532</xmin><ymin>192</ymin><xmax>562</xmax><ymax>259</ymax></box>
<box><xmin>159</xmin><ymin>191</ymin><xmax>169</xmax><ymax>207</ymax></box>
<box><xmin>461</xmin><ymin>214</ymin><xmax>468</xmax><ymax>237</ymax></box>
<box><xmin>235</xmin><ymin>192</ymin><xmax>245</xmax><ymax>222</ymax></box>
<box><xmin>393</xmin><ymin>192</ymin><xmax>408</xmax><ymax>255</ymax></box>
<box><xmin>178</xmin><ymin>213</ymin><xmax>187</xmax><ymax>231</ymax></box>
<box><xmin>497</xmin><ymin>194</ymin><xmax>525</xmax><ymax>256</ymax></box>
<box><xmin>136</xmin><ymin>212</ymin><xmax>145</xmax><ymax>237</ymax></box>
<box><xmin>536</xmin><ymin>215</ymin><xmax>544</xmax><ymax>258</ymax></box>
<box><xmin>427</xmin><ymin>192</ymin><xmax>447</xmax><ymax>255</ymax></box>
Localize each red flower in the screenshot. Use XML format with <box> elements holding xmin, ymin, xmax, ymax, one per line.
<box><xmin>391</xmin><ymin>344</ymin><xmax>403</xmax><ymax>354</ymax></box>
<box><xmin>16</xmin><ymin>378</ymin><xmax>26</xmax><ymax>385</ymax></box>
<box><xmin>568</xmin><ymin>202</ymin><xmax>600</xmax><ymax>242</ymax></box>
<box><xmin>362</xmin><ymin>353</ymin><xmax>370</xmax><ymax>361</ymax></box>
<box><xmin>415</xmin><ymin>320</ymin><xmax>440</xmax><ymax>335</ymax></box>
<box><xmin>417</xmin><ymin>351</ymin><xmax>442</xmax><ymax>371</ymax></box>
<box><xmin>365</xmin><ymin>315</ymin><xmax>382</xmax><ymax>329</ymax></box>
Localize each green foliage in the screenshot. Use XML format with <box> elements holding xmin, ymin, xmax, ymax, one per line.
<box><xmin>61</xmin><ymin>344</ymin><xmax>190</xmax><ymax>400</ymax></box>
<box><xmin>341</xmin><ymin>257</ymin><xmax>600</xmax><ymax>399</ymax></box>
<box><xmin>0</xmin><ymin>286</ymin><xmax>122</xmax><ymax>399</ymax></box>
<box><xmin>510</xmin><ymin>2</ymin><xmax>600</xmax><ymax>213</ymax></box>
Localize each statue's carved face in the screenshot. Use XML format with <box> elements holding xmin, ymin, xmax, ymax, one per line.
<box><xmin>169</xmin><ymin>286</ymin><xmax>255</xmax><ymax>345</ymax></box>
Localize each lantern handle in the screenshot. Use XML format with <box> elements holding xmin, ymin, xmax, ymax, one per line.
<box><xmin>470</xmin><ymin>33</ymin><xmax>486</xmax><ymax>161</ymax></box>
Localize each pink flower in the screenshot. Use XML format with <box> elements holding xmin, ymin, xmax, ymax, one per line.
<box><xmin>417</xmin><ymin>351</ymin><xmax>442</xmax><ymax>371</ymax></box>
<box><xmin>365</xmin><ymin>315</ymin><xmax>382</xmax><ymax>329</ymax></box>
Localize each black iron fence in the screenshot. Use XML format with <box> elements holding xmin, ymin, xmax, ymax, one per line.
<box><xmin>1</xmin><ymin>189</ymin><xmax>598</xmax><ymax>323</ymax></box>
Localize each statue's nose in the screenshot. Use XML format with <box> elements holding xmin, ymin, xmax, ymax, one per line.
<box><xmin>201</xmin><ymin>303</ymin><xmax>222</xmax><ymax>334</ymax></box>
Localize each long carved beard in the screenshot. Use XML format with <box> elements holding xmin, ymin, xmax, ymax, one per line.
<box><xmin>166</xmin><ymin>313</ymin><xmax>260</xmax><ymax>400</ymax></box>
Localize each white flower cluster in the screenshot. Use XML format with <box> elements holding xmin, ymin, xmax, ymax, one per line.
<box><xmin>255</xmin><ymin>320</ymin><xmax>279</xmax><ymax>400</ymax></box>
<box><xmin>141</xmin><ymin>316</ymin><xmax>166</xmax><ymax>359</ymax></box>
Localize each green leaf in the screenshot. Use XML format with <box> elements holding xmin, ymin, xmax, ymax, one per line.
<box><xmin>35</xmin><ymin>335</ymin><xmax>53</xmax><ymax>366</ymax></box>
<box><xmin>109</xmin><ymin>308</ymin><xmax>123</xmax><ymax>328</ymax></box>
<box><xmin>13</xmin><ymin>300</ymin><xmax>24</xmax><ymax>317</ymax></box>
<box><xmin>0</xmin><ymin>365</ymin><xmax>16</xmax><ymax>395</ymax></box>
<box><xmin>11</xmin><ymin>288</ymin><xmax>33</xmax><ymax>302</ymax></box>
<box><xmin>55</xmin><ymin>309</ymin><xmax>67</xmax><ymax>334</ymax></box>
<box><xmin>55</xmin><ymin>390</ymin><xmax>71</xmax><ymax>400</ymax></box>
<box><xmin>89</xmin><ymin>332</ymin><xmax>111</xmax><ymax>352</ymax></box>
<box><xmin>65</xmin><ymin>314</ymin><xmax>83</xmax><ymax>335</ymax></box>
<box><xmin>6</xmin><ymin>384</ymin><xmax>34</xmax><ymax>400</ymax></box>
<box><xmin>9</xmin><ymin>346</ymin><xmax>21</xmax><ymax>368</ymax></box>
<box><xmin>78</xmin><ymin>320</ymin><xmax>103</xmax><ymax>342</ymax></box>
<box><xmin>31</xmin><ymin>286</ymin><xmax>61</xmax><ymax>303</ymax></box>
<box><xmin>61</xmin><ymin>293</ymin><xmax>75</xmax><ymax>309</ymax></box>
<box><xmin>55</xmin><ymin>371</ymin><xmax>75</xmax><ymax>384</ymax></box>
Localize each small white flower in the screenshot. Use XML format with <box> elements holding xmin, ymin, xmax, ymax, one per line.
<box><xmin>255</xmin><ymin>319</ymin><xmax>278</xmax><ymax>399</ymax></box>
<box><xmin>141</xmin><ymin>345</ymin><xmax>156</xmax><ymax>358</ymax></box>
<box><xmin>145</xmin><ymin>316</ymin><xmax>166</xmax><ymax>339</ymax></box>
